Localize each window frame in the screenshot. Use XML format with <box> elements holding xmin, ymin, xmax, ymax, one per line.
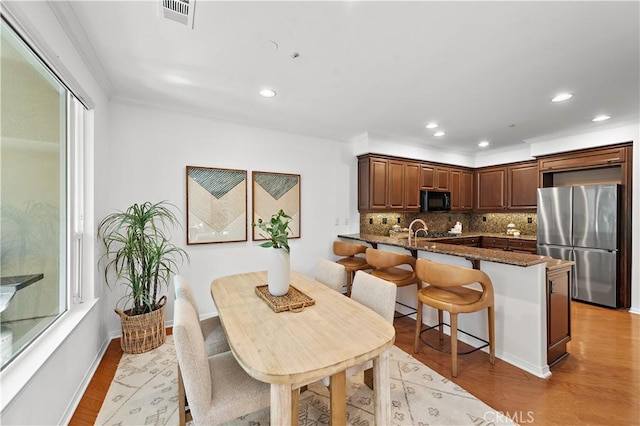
<box><xmin>0</xmin><ymin>8</ymin><xmax>96</xmax><ymax>410</ymax></box>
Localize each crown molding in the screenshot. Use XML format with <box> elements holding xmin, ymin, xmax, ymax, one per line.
<box><xmin>48</xmin><ymin>1</ymin><xmax>113</xmax><ymax>99</ymax></box>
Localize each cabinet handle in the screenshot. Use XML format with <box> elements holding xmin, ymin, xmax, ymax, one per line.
<box><xmin>550</xmin><ymin>280</ymin><xmax>555</xmax><ymax>294</ymax></box>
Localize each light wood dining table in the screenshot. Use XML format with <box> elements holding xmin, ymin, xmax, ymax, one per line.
<box><xmin>210</xmin><ymin>270</ymin><xmax>396</xmax><ymax>425</ymax></box>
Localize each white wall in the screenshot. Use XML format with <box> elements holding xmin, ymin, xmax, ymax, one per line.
<box><xmin>1</xmin><ymin>1</ymin><xmax>109</xmax><ymax>425</ymax></box>
<box><xmin>103</xmin><ymin>100</ymin><xmax>352</xmax><ymax>333</ymax></box>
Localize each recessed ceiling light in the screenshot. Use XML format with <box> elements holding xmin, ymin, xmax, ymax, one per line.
<box><xmin>433</xmin><ymin>131</ymin><xmax>445</xmax><ymax>137</ymax></box>
<box><xmin>592</xmin><ymin>115</ymin><xmax>611</xmax><ymax>122</ymax></box>
<box><xmin>552</xmin><ymin>93</ymin><xmax>573</xmax><ymax>102</ymax></box>
<box><xmin>259</xmin><ymin>88</ymin><xmax>277</xmax><ymax>98</ymax></box>
<box><xmin>478</xmin><ymin>141</ymin><xmax>490</xmax><ymax>148</ymax></box>
<box><xmin>425</xmin><ymin>122</ymin><xmax>439</xmax><ymax>129</ymax></box>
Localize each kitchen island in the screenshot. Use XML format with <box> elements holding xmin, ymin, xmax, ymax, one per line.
<box><xmin>338</xmin><ymin>233</ymin><xmax>573</xmax><ymax>378</ymax></box>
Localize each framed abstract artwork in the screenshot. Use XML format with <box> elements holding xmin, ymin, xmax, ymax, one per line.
<box><xmin>252</xmin><ymin>171</ymin><xmax>301</xmax><ymax>241</ymax></box>
<box><xmin>186</xmin><ymin>166</ymin><xmax>247</xmax><ymax>244</ymax></box>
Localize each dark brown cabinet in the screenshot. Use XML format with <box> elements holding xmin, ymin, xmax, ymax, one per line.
<box><xmin>479</xmin><ymin>236</ymin><xmax>537</xmax><ymax>254</ymax></box>
<box><xmin>481</xmin><ymin>236</ymin><xmax>509</xmax><ymax>250</ymax></box>
<box><xmin>538</xmin><ymin>145</ymin><xmax>626</xmax><ymax>172</ymax></box>
<box><xmin>475</xmin><ymin>161</ymin><xmax>538</xmax><ymax>212</ymax></box>
<box><xmin>421</xmin><ymin>165</ymin><xmax>450</xmax><ymax>190</ymax></box>
<box><xmin>404</xmin><ymin>162</ymin><xmax>421</xmax><ymax>210</ymax></box>
<box><xmin>475</xmin><ymin>167</ymin><xmax>507</xmax><ymax>211</ymax></box>
<box><xmin>547</xmin><ymin>265</ymin><xmax>572</xmax><ymax>367</ymax></box>
<box><xmin>450</xmin><ymin>168</ymin><xmax>473</xmax><ymax>211</ymax></box>
<box><xmin>358</xmin><ymin>154</ymin><xmax>420</xmax><ymax>211</ymax></box>
<box><xmin>508</xmin><ymin>239</ymin><xmax>537</xmax><ymax>254</ymax></box>
<box><xmin>439</xmin><ymin>236</ymin><xmax>480</xmax><ymax>247</ymax></box>
<box><xmin>358</xmin><ymin>156</ymin><xmax>387</xmax><ymax>210</ymax></box>
<box><xmin>388</xmin><ymin>160</ymin><xmax>405</xmax><ymax>209</ymax></box>
<box><xmin>508</xmin><ymin>163</ymin><xmax>538</xmax><ymax>210</ymax></box>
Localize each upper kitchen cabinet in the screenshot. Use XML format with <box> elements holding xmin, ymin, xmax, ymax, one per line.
<box><xmin>450</xmin><ymin>168</ymin><xmax>473</xmax><ymax>211</ymax></box>
<box><xmin>421</xmin><ymin>164</ymin><xmax>450</xmax><ymax>190</ymax></box>
<box><xmin>538</xmin><ymin>144</ymin><xmax>626</xmax><ymax>173</ymax></box>
<box><xmin>475</xmin><ymin>166</ymin><xmax>506</xmax><ymax>211</ymax></box>
<box><xmin>358</xmin><ymin>154</ymin><xmax>420</xmax><ymax>212</ymax></box>
<box><xmin>475</xmin><ymin>161</ymin><xmax>538</xmax><ymax>212</ymax></box>
<box><xmin>404</xmin><ymin>161</ymin><xmax>421</xmax><ymax>210</ymax></box>
<box><xmin>508</xmin><ymin>162</ymin><xmax>538</xmax><ymax>210</ymax></box>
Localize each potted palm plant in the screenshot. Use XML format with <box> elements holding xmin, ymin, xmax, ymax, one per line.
<box><xmin>98</xmin><ymin>201</ymin><xmax>188</xmax><ymax>353</ymax></box>
<box><xmin>253</xmin><ymin>209</ymin><xmax>293</xmax><ymax>296</ymax></box>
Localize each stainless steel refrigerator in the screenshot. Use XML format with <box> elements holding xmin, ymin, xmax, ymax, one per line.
<box><xmin>537</xmin><ymin>184</ymin><xmax>620</xmax><ymax>308</ymax></box>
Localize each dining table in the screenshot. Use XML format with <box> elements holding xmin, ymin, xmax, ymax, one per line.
<box><xmin>210</xmin><ymin>270</ymin><xmax>396</xmax><ymax>425</ymax></box>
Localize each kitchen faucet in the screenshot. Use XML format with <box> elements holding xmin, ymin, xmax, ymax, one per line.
<box><xmin>408</xmin><ymin>219</ymin><xmax>428</xmax><ymax>247</ymax></box>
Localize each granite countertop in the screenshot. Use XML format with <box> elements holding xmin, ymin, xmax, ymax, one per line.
<box><xmin>338</xmin><ymin>233</ymin><xmax>554</xmax><ymax>268</ymax></box>
<box><xmin>545</xmin><ymin>258</ymin><xmax>575</xmax><ymax>271</ymax></box>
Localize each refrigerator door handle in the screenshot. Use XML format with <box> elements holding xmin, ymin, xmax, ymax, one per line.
<box><xmin>570</xmin><ymin>249</ymin><xmax>578</xmax><ymax>300</ymax></box>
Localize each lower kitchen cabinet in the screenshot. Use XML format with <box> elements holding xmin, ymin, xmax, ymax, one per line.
<box><xmin>508</xmin><ymin>238</ymin><xmax>537</xmax><ymax>254</ymax></box>
<box><xmin>438</xmin><ymin>236</ymin><xmax>480</xmax><ymax>247</ymax></box>
<box><xmin>481</xmin><ymin>236</ymin><xmax>509</xmax><ymax>250</ymax></box>
<box><xmin>547</xmin><ymin>264</ymin><xmax>572</xmax><ymax>367</ymax></box>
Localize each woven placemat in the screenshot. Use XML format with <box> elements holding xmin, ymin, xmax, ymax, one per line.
<box><xmin>255</xmin><ymin>285</ymin><xmax>315</xmax><ymax>313</ymax></box>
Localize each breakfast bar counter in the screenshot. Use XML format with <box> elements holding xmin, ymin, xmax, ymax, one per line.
<box><xmin>337</xmin><ymin>233</ymin><xmax>547</xmax><ymax>267</ymax></box>
<box><xmin>337</xmin><ymin>233</ymin><xmax>572</xmax><ymax>378</ymax></box>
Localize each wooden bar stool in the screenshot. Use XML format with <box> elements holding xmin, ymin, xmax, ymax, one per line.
<box><xmin>333</xmin><ymin>241</ymin><xmax>371</xmax><ymax>296</ymax></box>
<box><xmin>413</xmin><ymin>258</ymin><xmax>495</xmax><ymax>377</ymax></box>
<box><xmin>365</xmin><ymin>247</ymin><xmax>421</xmax><ymax>318</ymax></box>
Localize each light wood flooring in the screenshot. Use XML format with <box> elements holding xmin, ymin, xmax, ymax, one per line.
<box><xmin>70</xmin><ymin>302</ymin><xmax>639</xmax><ymax>425</ymax></box>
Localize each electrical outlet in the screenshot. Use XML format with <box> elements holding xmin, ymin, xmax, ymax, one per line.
<box><xmin>483</xmin><ymin>216</ymin><xmax>487</xmax><ymax>222</ymax></box>
<box><xmin>528</xmin><ymin>217</ymin><xmax>533</xmax><ymax>224</ymax></box>
<box><xmin>382</xmin><ymin>217</ymin><xmax>388</xmax><ymax>224</ymax></box>
<box><xmin>369</xmin><ymin>218</ymin><xmax>373</xmax><ymax>225</ymax></box>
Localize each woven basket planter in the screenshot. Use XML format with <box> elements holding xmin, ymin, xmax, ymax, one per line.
<box><xmin>115</xmin><ymin>296</ymin><xmax>167</xmax><ymax>354</ymax></box>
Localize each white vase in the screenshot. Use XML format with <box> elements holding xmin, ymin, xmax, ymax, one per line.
<box><xmin>268</xmin><ymin>248</ymin><xmax>290</xmax><ymax>296</ymax></box>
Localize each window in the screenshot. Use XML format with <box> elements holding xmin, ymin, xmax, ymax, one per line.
<box><xmin>0</xmin><ymin>18</ymin><xmax>85</xmax><ymax>370</ymax></box>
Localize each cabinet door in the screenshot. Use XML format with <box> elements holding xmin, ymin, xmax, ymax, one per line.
<box><xmin>460</xmin><ymin>170</ymin><xmax>473</xmax><ymax>210</ymax></box>
<box><xmin>538</xmin><ymin>146</ymin><xmax>626</xmax><ymax>172</ymax></box>
<box><xmin>435</xmin><ymin>167</ymin><xmax>450</xmax><ymax>190</ymax></box>
<box><xmin>421</xmin><ymin>164</ymin><xmax>435</xmax><ymax>189</ymax></box>
<box><xmin>508</xmin><ymin>163</ymin><xmax>538</xmax><ymax>210</ymax></box>
<box><xmin>475</xmin><ymin>167</ymin><xmax>507</xmax><ymax>211</ymax></box>
<box><xmin>370</xmin><ymin>158</ymin><xmax>389</xmax><ymax>209</ymax></box>
<box><xmin>450</xmin><ymin>170</ymin><xmax>461</xmax><ymax>210</ymax></box>
<box><xmin>387</xmin><ymin>160</ymin><xmax>405</xmax><ymax>209</ymax></box>
<box><xmin>508</xmin><ymin>239</ymin><xmax>537</xmax><ymax>254</ymax></box>
<box><xmin>547</xmin><ymin>267</ymin><xmax>571</xmax><ymax>366</ymax></box>
<box><xmin>404</xmin><ymin>162</ymin><xmax>421</xmax><ymax>210</ymax></box>
<box><xmin>481</xmin><ymin>237</ymin><xmax>508</xmax><ymax>250</ymax></box>
<box><xmin>449</xmin><ymin>169</ymin><xmax>472</xmax><ymax>211</ymax></box>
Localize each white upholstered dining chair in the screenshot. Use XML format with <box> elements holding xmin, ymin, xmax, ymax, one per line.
<box><xmin>313</xmin><ymin>259</ymin><xmax>346</xmax><ymax>293</ymax></box>
<box><xmin>173</xmin><ymin>298</ymin><xmax>271</xmax><ymax>425</ymax></box>
<box><xmin>323</xmin><ymin>270</ymin><xmax>397</xmax><ymax>389</ymax></box>
<box><xmin>173</xmin><ymin>275</ymin><xmax>230</xmax><ymax>425</ymax></box>
<box><xmin>173</xmin><ymin>275</ymin><xmax>230</xmax><ymax>355</ymax></box>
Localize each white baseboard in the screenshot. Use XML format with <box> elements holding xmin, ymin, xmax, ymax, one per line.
<box><xmin>59</xmin><ymin>334</ymin><xmax>113</xmax><ymax>425</ymax></box>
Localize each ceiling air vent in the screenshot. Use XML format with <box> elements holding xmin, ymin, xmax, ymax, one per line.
<box><xmin>162</xmin><ymin>0</ymin><xmax>195</xmax><ymax>28</ymax></box>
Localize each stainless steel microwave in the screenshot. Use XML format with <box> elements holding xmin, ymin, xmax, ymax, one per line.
<box><xmin>420</xmin><ymin>190</ymin><xmax>451</xmax><ymax>212</ymax></box>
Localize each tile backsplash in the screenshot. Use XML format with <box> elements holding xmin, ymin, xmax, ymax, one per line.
<box><xmin>360</xmin><ymin>212</ymin><xmax>537</xmax><ymax>236</ymax></box>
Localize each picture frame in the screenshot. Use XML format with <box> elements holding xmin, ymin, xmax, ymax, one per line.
<box><xmin>252</xmin><ymin>171</ymin><xmax>301</xmax><ymax>241</ymax></box>
<box><xmin>186</xmin><ymin>166</ymin><xmax>247</xmax><ymax>244</ymax></box>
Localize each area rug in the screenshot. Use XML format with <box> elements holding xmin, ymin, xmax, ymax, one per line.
<box><xmin>96</xmin><ymin>336</ymin><xmax>514</xmax><ymax>425</ymax></box>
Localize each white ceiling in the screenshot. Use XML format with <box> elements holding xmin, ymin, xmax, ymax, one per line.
<box><xmin>63</xmin><ymin>1</ymin><xmax>639</xmax><ymax>153</ymax></box>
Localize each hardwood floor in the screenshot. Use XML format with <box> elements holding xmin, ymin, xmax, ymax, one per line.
<box><xmin>71</xmin><ymin>302</ymin><xmax>640</xmax><ymax>425</ymax></box>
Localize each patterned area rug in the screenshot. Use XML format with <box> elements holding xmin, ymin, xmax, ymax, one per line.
<box><xmin>96</xmin><ymin>336</ymin><xmax>514</xmax><ymax>425</ymax></box>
